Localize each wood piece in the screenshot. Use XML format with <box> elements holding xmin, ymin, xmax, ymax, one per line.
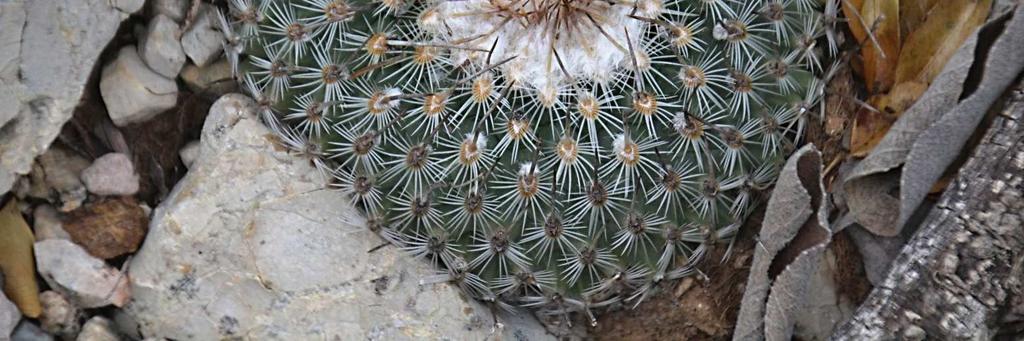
<box><xmin>832</xmin><ymin>87</ymin><xmax>1024</xmax><ymax>339</ymax></box>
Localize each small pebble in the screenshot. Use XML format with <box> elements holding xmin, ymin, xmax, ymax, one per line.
<box><xmin>25</xmin><ymin>147</ymin><xmax>91</xmax><ymax>212</ymax></box>
<box><xmin>149</xmin><ymin>0</ymin><xmax>188</xmax><ymax>22</ymax></box>
<box><xmin>64</xmin><ymin>197</ymin><xmax>148</xmax><ymax>260</ymax></box>
<box><xmin>33</xmin><ymin>205</ymin><xmax>70</xmax><ymax>241</ymax></box>
<box><xmin>180</xmin><ymin>4</ymin><xmax>225</xmax><ymax>67</ymax></box>
<box><xmin>81</xmin><ymin>153</ymin><xmax>140</xmax><ymax>197</ymax></box>
<box><xmin>180</xmin><ymin>59</ymin><xmax>236</xmax><ymax>95</ymax></box>
<box><xmin>1</xmin><ymin>288</ymin><xmax>20</xmax><ymax>339</ymax></box>
<box><xmin>33</xmin><ymin>240</ymin><xmax>132</xmax><ymax>308</ymax></box>
<box><xmin>39</xmin><ymin>291</ymin><xmax>81</xmax><ymax>339</ymax></box>
<box><xmin>11</xmin><ymin>320</ymin><xmax>53</xmax><ymax>341</ymax></box>
<box><xmin>179</xmin><ymin>141</ymin><xmax>201</xmax><ymax>169</ymax></box>
<box><xmin>100</xmin><ymin>46</ymin><xmax>178</xmax><ymax>127</ymax></box>
<box><xmin>77</xmin><ymin>317</ymin><xmax>120</xmax><ymax>341</ymax></box>
<box><xmin>138</xmin><ymin>15</ymin><xmax>185</xmax><ymax>78</ymax></box>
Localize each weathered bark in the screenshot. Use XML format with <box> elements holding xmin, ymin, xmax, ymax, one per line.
<box><xmin>831</xmin><ymin>89</ymin><xmax>1024</xmax><ymax>340</ymax></box>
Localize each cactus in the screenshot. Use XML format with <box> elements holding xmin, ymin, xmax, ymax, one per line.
<box><xmin>222</xmin><ymin>0</ymin><xmax>833</xmax><ymax>322</ymax></box>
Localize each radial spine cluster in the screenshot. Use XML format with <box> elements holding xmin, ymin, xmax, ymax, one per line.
<box><xmin>225</xmin><ymin>0</ymin><xmax>833</xmax><ymax>322</ymax></box>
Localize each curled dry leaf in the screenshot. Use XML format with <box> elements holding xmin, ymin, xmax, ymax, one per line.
<box><xmin>734</xmin><ymin>145</ymin><xmax>832</xmax><ymax>341</ymax></box>
<box><xmin>849</xmin><ymin>0</ymin><xmax>992</xmax><ymax>156</ymax></box>
<box><xmin>0</xmin><ymin>199</ymin><xmax>42</xmax><ymax>317</ymax></box>
<box><xmin>844</xmin><ymin>6</ymin><xmax>1024</xmax><ymax>236</ymax></box>
<box><xmin>901</xmin><ymin>6</ymin><xmax>1024</xmax><ymax>229</ymax></box>
<box><xmin>846</xmin><ymin>0</ymin><xmax>902</xmax><ymax>93</ymax></box>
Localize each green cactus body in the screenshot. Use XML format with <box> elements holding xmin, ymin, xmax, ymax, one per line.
<box><xmin>222</xmin><ymin>0</ymin><xmax>832</xmax><ymax>322</ymax></box>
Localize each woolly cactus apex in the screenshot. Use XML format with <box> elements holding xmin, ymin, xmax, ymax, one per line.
<box><xmin>224</xmin><ymin>0</ymin><xmax>835</xmax><ymax>323</ymax></box>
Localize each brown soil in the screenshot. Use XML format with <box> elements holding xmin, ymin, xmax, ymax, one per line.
<box><xmin>590</xmin><ymin>213</ymin><xmax>759</xmax><ymax>341</ymax></box>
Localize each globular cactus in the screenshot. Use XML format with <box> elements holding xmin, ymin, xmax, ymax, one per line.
<box><xmin>222</xmin><ymin>0</ymin><xmax>833</xmax><ymax>323</ymax></box>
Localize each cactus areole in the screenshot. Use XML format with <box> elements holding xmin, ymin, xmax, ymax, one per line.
<box><xmin>225</xmin><ymin>0</ymin><xmax>832</xmax><ymax>323</ymax></box>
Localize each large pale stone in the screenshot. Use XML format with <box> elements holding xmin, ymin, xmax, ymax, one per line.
<box><xmin>127</xmin><ymin>94</ymin><xmax>551</xmax><ymax>340</ymax></box>
<box><xmin>100</xmin><ymin>46</ymin><xmax>178</xmax><ymax>127</ymax></box>
<box><xmin>0</xmin><ymin>0</ymin><xmax>134</xmax><ymax>194</ymax></box>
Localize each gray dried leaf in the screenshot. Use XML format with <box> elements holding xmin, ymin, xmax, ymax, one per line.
<box><xmin>901</xmin><ymin>7</ymin><xmax>1024</xmax><ymax>229</ymax></box>
<box><xmin>843</xmin><ymin>7</ymin><xmax>1024</xmax><ymax>236</ymax></box>
<box><xmin>734</xmin><ymin>145</ymin><xmax>832</xmax><ymax>341</ymax></box>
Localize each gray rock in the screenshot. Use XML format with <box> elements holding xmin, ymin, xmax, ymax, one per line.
<box><xmin>149</xmin><ymin>0</ymin><xmax>187</xmax><ymax>22</ymax></box>
<box><xmin>178</xmin><ymin>141</ymin><xmax>200</xmax><ymax>168</ymax></box>
<box><xmin>34</xmin><ymin>240</ymin><xmax>132</xmax><ymax>309</ymax></box>
<box><xmin>180</xmin><ymin>59</ymin><xmax>237</xmax><ymax>95</ymax></box>
<box><xmin>33</xmin><ymin>205</ymin><xmax>70</xmax><ymax>241</ymax></box>
<box><xmin>77</xmin><ymin>317</ymin><xmax>120</xmax><ymax>341</ymax></box>
<box><xmin>110</xmin><ymin>0</ymin><xmax>144</xmax><ymax>14</ymax></box>
<box><xmin>11</xmin><ymin>321</ymin><xmax>53</xmax><ymax>341</ymax></box>
<box><xmin>1</xmin><ymin>289</ymin><xmax>19</xmax><ymax>339</ymax></box>
<box><xmin>0</xmin><ymin>0</ymin><xmax>133</xmax><ymax>195</ymax></box>
<box><xmin>23</xmin><ymin>147</ymin><xmax>91</xmax><ymax>212</ymax></box>
<box><xmin>80</xmin><ymin>153</ymin><xmax>140</xmax><ymax>196</ymax></box>
<box><xmin>111</xmin><ymin>310</ymin><xmax>142</xmax><ymax>341</ymax></box>
<box><xmin>100</xmin><ymin>46</ymin><xmax>178</xmax><ymax>127</ymax></box>
<box><xmin>39</xmin><ymin>291</ymin><xmax>81</xmax><ymax>339</ymax></box>
<box><xmin>127</xmin><ymin>94</ymin><xmax>551</xmax><ymax>340</ymax></box>
<box><xmin>180</xmin><ymin>4</ymin><xmax>224</xmax><ymax>67</ymax></box>
<box><xmin>139</xmin><ymin>15</ymin><xmax>185</xmax><ymax>78</ymax></box>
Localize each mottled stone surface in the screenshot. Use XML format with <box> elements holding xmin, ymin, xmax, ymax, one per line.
<box><xmin>1</xmin><ymin>288</ymin><xmax>19</xmax><ymax>339</ymax></box>
<box><xmin>33</xmin><ymin>240</ymin><xmax>132</xmax><ymax>309</ymax></box>
<box><xmin>81</xmin><ymin>153</ymin><xmax>140</xmax><ymax>196</ymax></box>
<box><xmin>33</xmin><ymin>205</ymin><xmax>70</xmax><ymax>241</ymax></box>
<box><xmin>127</xmin><ymin>94</ymin><xmax>551</xmax><ymax>340</ymax></box>
<box><xmin>64</xmin><ymin>197</ymin><xmax>148</xmax><ymax>259</ymax></box>
<box><xmin>138</xmin><ymin>15</ymin><xmax>185</xmax><ymax>78</ymax></box>
<box><xmin>180</xmin><ymin>4</ymin><xmax>224</xmax><ymax>67</ymax></box>
<box><xmin>76</xmin><ymin>317</ymin><xmax>119</xmax><ymax>341</ymax></box>
<box><xmin>39</xmin><ymin>291</ymin><xmax>81</xmax><ymax>339</ymax></box>
<box><xmin>20</xmin><ymin>147</ymin><xmax>91</xmax><ymax>212</ymax></box>
<box><xmin>100</xmin><ymin>46</ymin><xmax>178</xmax><ymax>127</ymax></box>
<box><xmin>0</xmin><ymin>0</ymin><xmax>133</xmax><ymax>194</ymax></box>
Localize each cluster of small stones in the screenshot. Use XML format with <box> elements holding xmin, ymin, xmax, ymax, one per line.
<box><xmin>222</xmin><ymin>0</ymin><xmax>834</xmax><ymax>324</ymax></box>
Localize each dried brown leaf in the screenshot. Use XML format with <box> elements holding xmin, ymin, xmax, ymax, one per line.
<box><xmin>0</xmin><ymin>200</ymin><xmax>42</xmax><ymax>317</ymax></box>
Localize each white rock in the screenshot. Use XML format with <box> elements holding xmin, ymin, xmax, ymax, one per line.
<box><xmin>33</xmin><ymin>205</ymin><xmax>70</xmax><ymax>241</ymax></box>
<box><xmin>11</xmin><ymin>321</ymin><xmax>53</xmax><ymax>341</ymax></box>
<box><xmin>0</xmin><ymin>0</ymin><xmax>133</xmax><ymax>194</ymax></box>
<box><xmin>139</xmin><ymin>15</ymin><xmax>185</xmax><ymax>78</ymax></box>
<box><xmin>180</xmin><ymin>4</ymin><xmax>224</xmax><ymax>67</ymax></box>
<box><xmin>34</xmin><ymin>239</ymin><xmax>132</xmax><ymax>309</ymax></box>
<box><xmin>110</xmin><ymin>0</ymin><xmax>144</xmax><ymax>14</ymax></box>
<box><xmin>149</xmin><ymin>0</ymin><xmax>187</xmax><ymax>22</ymax></box>
<box><xmin>180</xmin><ymin>59</ymin><xmax>236</xmax><ymax>95</ymax></box>
<box><xmin>127</xmin><ymin>94</ymin><xmax>551</xmax><ymax>340</ymax></box>
<box><xmin>77</xmin><ymin>317</ymin><xmax>120</xmax><ymax>341</ymax></box>
<box><xmin>39</xmin><ymin>291</ymin><xmax>81</xmax><ymax>339</ymax></box>
<box><xmin>1</xmin><ymin>288</ymin><xmax>19</xmax><ymax>339</ymax></box>
<box><xmin>81</xmin><ymin>153</ymin><xmax>140</xmax><ymax>196</ymax></box>
<box><xmin>100</xmin><ymin>46</ymin><xmax>178</xmax><ymax>127</ymax></box>
<box><xmin>178</xmin><ymin>141</ymin><xmax>201</xmax><ymax>168</ymax></box>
